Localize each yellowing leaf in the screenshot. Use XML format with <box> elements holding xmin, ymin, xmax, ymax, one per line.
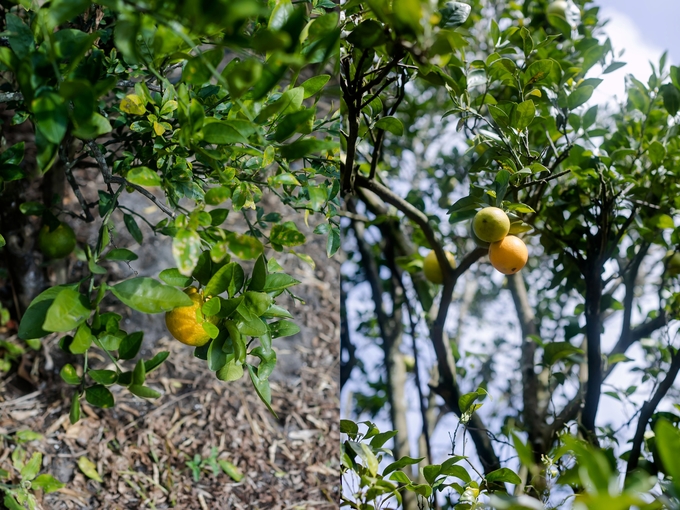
<box><xmin>153</xmin><ymin>121</ymin><xmax>166</xmax><ymax>136</ymax></box>
<box><xmin>77</xmin><ymin>456</ymin><xmax>103</xmax><ymax>483</ymax></box>
<box><xmin>120</xmin><ymin>94</ymin><xmax>146</xmax><ymax>115</ymax></box>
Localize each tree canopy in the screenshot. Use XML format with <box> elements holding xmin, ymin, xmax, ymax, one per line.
<box><xmin>340</xmin><ymin>0</ymin><xmax>680</xmax><ymax>508</ymax></box>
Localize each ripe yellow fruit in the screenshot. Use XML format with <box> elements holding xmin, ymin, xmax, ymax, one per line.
<box><xmin>38</xmin><ymin>222</ymin><xmax>76</xmax><ymax>259</ymax></box>
<box><xmin>165</xmin><ymin>288</ymin><xmax>219</xmax><ymax>347</ymax></box>
<box><xmin>489</xmin><ymin>235</ymin><xmax>528</xmax><ymax>275</ymax></box>
<box><xmin>473</xmin><ymin>207</ymin><xmax>510</xmax><ymax>243</ymax></box>
<box><xmin>423</xmin><ymin>250</ymin><xmax>456</xmax><ymax>284</ymax></box>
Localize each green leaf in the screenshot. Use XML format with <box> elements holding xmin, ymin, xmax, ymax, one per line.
<box><xmin>33</xmin><ymin>92</ymin><xmax>69</xmax><ymax>144</ymax></box>
<box><xmin>393</xmin><ymin>0</ymin><xmax>423</xmax><ymax>34</ymax></box>
<box><xmin>347</xmin><ymin>19</ymin><xmax>387</xmax><ymax>48</ymax></box>
<box><xmin>438</xmin><ymin>1</ymin><xmax>471</xmax><ymax>28</ymax></box>
<box><xmin>69</xmin><ymin>392</ymin><xmax>81</xmax><ymax>424</ymax></box>
<box><xmin>21</xmin><ymin>452</ymin><xmax>42</xmax><ymax>481</ymax></box>
<box><xmin>300</xmin><ymin>75</ymin><xmax>330</xmax><ymax>98</ymax></box>
<box><xmin>32</xmin><ymin>473</ymin><xmax>66</xmax><ymax>493</ymax></box>
<box><xmin>216</xmin><ymin>359</ymin><xmax>244</xmax><ymax>381</ymax></box>
<box><xmin>383</xmin><ymin>456</ymin><xmax>425</xmax><ymax>476</ymax></box>
<box><xmin>77</xmin><ymin>456</ymin><xmax>103</xmax><ymax>483</ymax></box>
<box><xmin>648</xmin><ymin>141</ymin><xmax>666</xmax><ymax>167</ymax></box>
<box><xmin>85</xmin><ymin>385</ymin><xmax>114</xmax><ymax>408</ymax></box>
<box><xmin>172</xmin><ymin>229</ymin><xmax>203</xmax><ymax>276</ymax></box>
<box><xmin>661</xmin><ymin>83</ymin><xmax>680</xmax><ymax>116</ymax></box>
<box><xmin>269</xmin><ymin>319</ymin><xmax>300</xmax><ymax>339</ymax></box>
<box><xmin>129</xmin><ymin>385</ymin><xmax>161</xmax><ymax>399</ymax></box>
<box><xmin>205</xmin><ymin>186</ymin><xmax>231</xmax><ymax>205</ymax></box>
<box><xmin>72</xmin><ymin>112</ymin><xmax>112</xmax><ymax>140</ymax></box>
<box><xmin>567</xmin><ymin>86</ymin><xmax>594</xmax><ymax>109</ymax></box>
<box><xmin>327</xmin><ymin>227</ymin><xmax>340</xmax><ymax>257</ymax></box>
<box><xmin>124</xmin><ymin>214</ymin><xmax>143</xmax><ymax>244</ymax></box>
<box><xmin>270</xmin><ymin>223</ymin><xmax>305</xmax><ymax>247</ymax></box>
<box><xmin>19</xmin><ymin>285</ymin><xmax>78</xmax><ymax>339</ymax></box>
<box><xmin>248</xmin><ymin>254</ymin><xmax>268</xmax><ymax>292</ymax></box>
<box><xmin>458</xmin><ymin>391</ymin><xmax>480</xmax><ymax>414</ymax></box>
<box><xmin>208</xmin><ymin>330</ymin><xmax>228</xmax><ymax>371</ymax></box>
<box><xmin>655</xmin><ymin>419</ymin><xmax>680</xmax><ymax>492</ymax></box>
<box><xmin>144</xmin><ymin>351</ymin><xmax>169</xmax><ymax>373</ymax></box>
<box><xmin>70</xmin><ymin>323</ymin><xmax>94</xmax><ymax>354</ymax></box>
<box><xmin>237</xmin><ymin>314</ymin><xmax>268</xmax><ymax>337</ymax></box>
<box><xmin>132</xmin><ymin>359</ymin><xmax>146</xmax><ymax>386</ymax></box>
<box><xmin>111</xmin><ymin>277</ymin><xmax>193</xmax><ymax>313</ymax></box>
<box><xmin>524</xmin><ymin>60</ymin><xmax>553</xmax><ymax>88</ymax></box>
<box><xmin>202</xmin><ymin>121</ymin><xmax>249</xmax><ymax>145</ymax></box>
<box><xmin>88</xmin><ymin>369</ymin><xmax>117</xmax><ymax>385</ymax></box>
<box><xmin>6</xmin><ymin>13</ymin><xmax>34</xmax><ymax>60</ymax></box>
<box><xmin>263</xmin><ymin>273</ymin><xmax>300</xmax><ymax>293</ymax></box>
<box><xmin>273</xmin><ymin>108</ymin><xmax>316</xmax><ymax>142</ymax></box>
<box><xmin>159</xmin><ymin>268</ymin><xmax>194</xmax><ymax>287</ymax></box>
<box><xmin>14</xmin><ymin>430</ymin><xmax>43</xmax><ymax>444</ymax></box>
<box><xmin>511</xmin><ymin>100</ymin><xmax>535</xmax><ymax>131</ymax></box>
<box><xmin>247</xmin><ymin>364</ymin><xmax>277</xmax><ymax>418</ymax></box>
<box><xmin>243</xmin><ymin>291</ymin><xmax>273</xmax><ymax>316</ymax></box>
<box><xmin>205</xmin><ymin>262</ymin><xmax>245</xmax><ymax>298</ymax></box>
<box><xmin>603</xmin><ymin>61</ymin><xmax>626</xmax><ymax>74</ymax></box>
<box><xmin>127</xmin><ymin>166</ymin><xmax>161</xmax><ymax>187</ymax></box>
<box><xmin>375</xmin><ymin>116</ymin><xmax>404</xmax><ymax>136</ymax></box>
<box><xmin>486</xmin><ymin>467</ymin><xmax>522</xmax><ymax>485</ymax></box>
<box><xmin>228</xmin><ymin>233</ymin><xmax>263</xmax><ymax>260</ymax></box>
<box><xmin>512</xmin><ymin>432</ymin><xmax>535</xmax><ymax>469</ymax></box>
<box><xmin>43</xmin><ymin>289</ymin><xmax>90</xmax><ymax>332</ymax></box>
<box><xmin>218</xmin><ymin>460</ymin><xmax>244</xmax><ymax>481</ymax></box>
<box><xmin>278</xmin><ymin>138</ymin><xmax>335</xmax><ymax>160</ymax></box>
<box><xmin>543</xmin><ymin>342</ymin><xmax>583</xmax><ymax>366</ymax></box>
<box><xmin>103</xmin><ymin>248</ymin><xmax>139</xmax><ymax>261</ymax></box>
<box><xmin>340</xmin><ymin>419</ymin><xmax>359</xmax><ymax>436</ymax></box>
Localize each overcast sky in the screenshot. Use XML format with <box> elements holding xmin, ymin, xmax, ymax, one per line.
<box><xmin>593</xmin><ymin>1</ymin><xmax>679</xmax><ymax>102</ymax></box>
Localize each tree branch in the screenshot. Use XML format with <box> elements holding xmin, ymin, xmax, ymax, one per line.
<box><xmin>507</xmin><ymin>272</ymin><xmax>542</xmax><ymax>458</ymax></box>
<box><xmin>626</xmin><ymin>349</ymin><xmax>680</xmax><ymax>475</ymax></box>
<box><xmin>60</xmin><ymin>142</ymin><xmax>95</xmax><ymax>223</ymax></box>
<box><xmin>354</xmin><ymin>185</ymin><xmax>500</xmax><ymax>473</ymax></box>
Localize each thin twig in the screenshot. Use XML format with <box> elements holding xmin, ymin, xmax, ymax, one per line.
<box><xmin>626</xmin><ymin>348</ymin><xmax>680</xmax><ymax>475</ymax></box>
<box><xmin>61</xmin><ymin>143</ymin><xmax>95</xmax><ymax>222</ymax></box>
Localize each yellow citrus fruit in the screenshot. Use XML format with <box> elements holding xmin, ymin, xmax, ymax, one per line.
<box><xmin>38</xmin><ymin>222</ymin><xmax>76</xmax><ymax>259</ymax></box>
<box><xmin>473</xmin><ymin>207</ymin><xmax>510</xmax><ymax>243</ymax></box>
<box><xmin>165</xmin><ymin>287</ymin><xmax>219</xmax><ymax>347</ymax></box>
<box><xmin>489</xmin><ymin>235</ymin><xmax>528</xmax><ymax>275</ymax></box>
<box><xmin>423</xmin><ymin>249</ymin><xmax>456</xmax><ymax>284</ymax></box>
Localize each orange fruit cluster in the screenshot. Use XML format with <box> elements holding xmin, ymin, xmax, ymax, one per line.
<box><xmin>473</xmin><ymin>207</ymin><xmax>528</xmax><ymax>275</ymax></box>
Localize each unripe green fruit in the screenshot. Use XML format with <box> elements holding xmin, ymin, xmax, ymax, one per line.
<box><xmin>470</xmin><ymin>223</ymin><xmax>491</xmax><ymax>249</ymax></box>
<box><xmin>38</xmin><ymin>222</ymin><xmax>76</xmax><ymax>259</ymax></box>
<box><xmin>473</xmin><ymin>207</ymin><xmax>510</xmax><ymax>243</ymax></box>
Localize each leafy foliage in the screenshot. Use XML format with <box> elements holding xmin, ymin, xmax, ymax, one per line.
<box><xmin>341</xmin><ymin>0</ymin><xmax>680</xmax><ymax>508</ymax></box>
<box><xmin>1</xmin><ymin>0</ymin><xmax>339</xmax><ymax>421</ymax></box>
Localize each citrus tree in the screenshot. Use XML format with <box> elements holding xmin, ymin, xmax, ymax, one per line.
<box><xmin>341</xmin><ymin>0</ymin><xmax>680</xmax><ymax>507</ymax></box>
<box><xmin>0</xmin><ymin>0</ymin><xmax>339</xmax><ymax>438</ymax></box>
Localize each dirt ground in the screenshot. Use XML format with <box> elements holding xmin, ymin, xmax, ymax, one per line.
<box><xmin>0</xmin><ymin>169</ymin><xmax>340</xmax><ymax>509</ymax></box>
